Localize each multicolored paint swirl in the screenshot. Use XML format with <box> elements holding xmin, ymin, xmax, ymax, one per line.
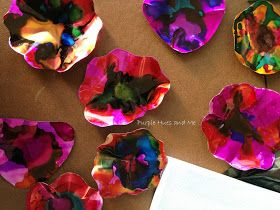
<box><xmin>202</xmin><ymin>84</ymin><xmax>280</xmax><ymax>171</ymax></box>
<box><xmin>79</xmin><ymin>49</ymin><xmax>170</xmax><ymax>127</ymax></box>
<box><xmin>143</xmin><ymin>0</ymin><xmax>226</xmax><ymax>53</ymax></box>
<box><xmin>233</xmin><ymin>1</ymin><xmax>280</xmax><ymax>75</ymax></box>
<box><xmin>0</xmin><ymin>118</ymin><xmax>75</xmax><ymax>188</ymax></box>
<box><xmin>27</xmin><ymin>173</ymin><xmax>103</xmax><ymax>210</ymax></box>
<box><xmin>3</xmin><ymin>0</ymin><xmax>102</xmax><ymax>72</ymax></box>
<box><xmin>91</xmin><ymin>129</ymin><xmax>167</xmax><ymax>198</ymax></box>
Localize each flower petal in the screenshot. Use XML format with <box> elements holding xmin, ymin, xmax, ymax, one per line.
<box><xmin>91</xmin><ymin>129</ymin><xmax>167</xmax><ymax>198</ymax></box>
<box><xmin>79</xmin><ymin>49</ymin><xmax>170</xmax><ymax>127</ymax></box>
<box><xmin>233</xmin><ymin>1</ymin><xmax>280</xmax><ymax>75</ymax></box>
<box><xmin>26</xmin><ymin>172</ymin><xmax>103</xmax><ymax>210</ymax></box>
<box><xmin>143</xmin><ymin>0</ymin><xmax>226</xmax><ymax>53</ymax></box>
<box><xmin>0</xmin><ymin>118</ymin><xmax>75</xmax><ymax>188</ymax></box>
<box><xmin>202</xmin><ymin>84</ymin><xmax>280</xmax><ymax>170</ymax></box>
<box><xmin>3</xmin><ymin>0</ymin><xmax>102</xmax><ymax>72</ymax></box>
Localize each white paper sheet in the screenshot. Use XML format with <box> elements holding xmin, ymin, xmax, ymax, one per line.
<box><xmin>150</xmin><ymin>156</ymin><xmax>280</xmax><ymax>210</ymax></box>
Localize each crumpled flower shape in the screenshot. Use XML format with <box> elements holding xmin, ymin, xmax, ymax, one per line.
<box><xmin>0</xmin><ymin>118</ymin><xmax>75</xmax><ymax>188</ymax></box>
<box><xmin>27</xmin><ymin>172</ymin><xmax>103</xmax><ymax>210</ymax></box>
<box><xmin>143</xmin><ymin>0</ymin><xmax>226</xmax><ymax>53</ymax></box>
<box><xmin>91</xmin><ymin>129</ymin><xmax>167</xmax><ymax>198</ymax></box>
<box><xmin>79</xmin><ymin>49</ymin><xmax>170</xmax><ymax>127</ymax></box>
<box><xmin>3</xmin><ymin>0</ymin><xmax>102</xmax><ymax>72</ymax></box>
<box><xmin>233</xmin><ymin>1</ymin><xmax>280</xmax><ymax>75</ymax></box>
<box><xmin>202</xmin><ymin>84</ymin><xmax>280</xmax><ymax>171</ymax></box>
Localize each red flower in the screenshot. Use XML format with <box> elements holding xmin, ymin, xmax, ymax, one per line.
<box><xmin>79</xmin><ymin>49</ymin><xmax>170</xmax><ymax>127</ymax></box>
<box><xmin>27</xmin><ymin>173</ymin><xmax>103</xmax><ymax>210</ymax></box>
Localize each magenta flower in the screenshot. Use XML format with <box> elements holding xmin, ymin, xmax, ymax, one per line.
<box><xmin>27</xmin><ymin>172</ymin><xmax>103</xmax><ymax>210</ymax></box>
<box><xmin>143</xmin><ymin>0</ymin><xmax>226</xmax><ymax>53</ymax></box>
<box><xmin>202</xmin><ymin>84</ymin><xmax>280</xmax><ymax>170</ymax></box>
<box><xmin>0</xmin><ymin>118</ymin><xmax>75</xmax><ymax>188</ymax></box>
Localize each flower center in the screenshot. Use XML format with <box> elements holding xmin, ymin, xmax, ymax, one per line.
<box><xmin>114</xmin><ymin>83</ymin><xmax>135</xmax><ymax>102</ymax></box>
<box><xmin>256</xmin><ymin>25</ymin><xmax>275</xmax><ymax>52</ymax></box>
<box><xmin>47</xmin><ymin>192</ymin><xmax>85</xmax><ymax>210</ymax></box>
<box><xmin>167</xmin><ymin>0</ymin><xmax>176</xmax><ymax>8</ymax></box>
<box><xmin>88</xmin><ymin>64</ymin><xmax>160</xmax><ymax>114</ymax></box>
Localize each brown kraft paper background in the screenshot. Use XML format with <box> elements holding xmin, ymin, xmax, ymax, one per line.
<box><xmin>1</xmin><ymin>1</ymin><xmax>280</xmax><ymax>210</ymax></box>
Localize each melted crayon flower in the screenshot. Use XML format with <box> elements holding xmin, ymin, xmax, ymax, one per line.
<box><xmin>0</xmin><ymin>118</ymin><xmax>74</xmax><ymax>188</ymax></box>
<box><xmin>91</xmin><ymin>129</ymin><xmax>167</xmax><ymax>198</ymax></box>
<box><xmin>233</xmin><ymin>1</ymin><xmax>280</xmax><ymax>75</ymax></box>
<box><xmin>27</xmin><ymin>172</ymin><xmax>103</xmax><ymax>210</ymax></box>
<box><xmin>202</xmin><ymin>84</ymin><xmax>280</xmax><ymax>171</ymax></box>
<box><xmin>3</xmin><ymin>0</ymin><xmax>102</xmax><ymax>72</ymax></box>
<box><xmin>78</xmin><ymin>49</ymin><xmax>170</xmax><ymax>127</ymax></box>
<box><xmin>143</xmin><ymin>0</ymin><xmax>226</xmax><ymax>53</ymax></box>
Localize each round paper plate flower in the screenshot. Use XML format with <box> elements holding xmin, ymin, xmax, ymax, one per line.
<box><xmin>27</xmin><ymin>172</ymin><xmax>103</xmax><ymax>210</ymax></box>
<box><xmin>78</xmin><ymin>49</ymin><xmax>170</xmax><ymax>127</ymax></box>
<box><xmin>202</xmin><ymin>84</ymin><xmax>280</xmax><ymax>171</ymax></box>
<box><xmin>233</xmin><ymin>1</ymin><xmax>280</xmax><ymax>75</ymax></box>
<box><xmin>0</xmin><ymin>118</ymin><xmax>75</xmax><ymax>188</ymax></box>
<box><xmin>3</xmin><ymin>0</ymin><xmax>102</xmax><ymax>72</ymax></box>
<box><xmin>143</xmin><ymin>0</ymin><xmax>226</xmax><ymax>53</ymax></box>
<box><xmin>91</xmin><ymin>129</ymin><xmax>167</xmax><ymax>198</ymax></box>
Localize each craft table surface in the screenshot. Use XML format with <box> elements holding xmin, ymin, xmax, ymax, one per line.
<box><xmin>0</xmin><ymin>1</ymin><xmax>279</xmax><ymax>210</ymax></box>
